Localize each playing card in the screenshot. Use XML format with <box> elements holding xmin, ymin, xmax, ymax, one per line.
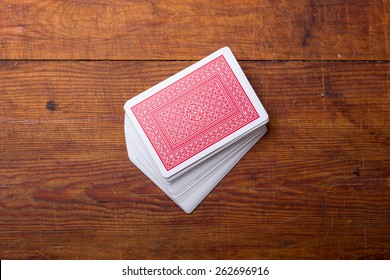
<box><xmin>124</xmin><ymin>47</ymin><xmax>268</xmax><ymax>180</ymax></box>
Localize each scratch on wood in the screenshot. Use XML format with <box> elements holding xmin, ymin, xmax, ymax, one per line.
<box><xmin>345</xmin><ymin>0</ymin><xmax>350</xmax><ymax>29</ymax></box>
<box><xmin>329</xmin><ymin>212</ymin><xmax>335</xmax><ymax>234</ymax></box>
<box><xmin>364</xmin><ymin>226</ymin><xmax>367</xmax><ymax>249</ymax></box>
<box><xmin>228</xmin><ymin>215</ymin><xmax>231</xmax><ymax>259</ymax></box>
<box><xmin>321</xmin><ymin>65</ymin><xmax>327</xmax><ymax>121</ymax></box>
<box><xmin>53</xmin><ymin>207</ymin><xmax>59</xmax><ymax>232</ymax></box>
<box><xmin>146</xmin><ymin>0</ymin><xmax>159</xmax><ymax>17</ymax></box>
<box><xmin>362</xmin><ymin>155</ymin><xmax>366</xmax><ymax>190</ymax></box>
<box><xmin>301</xmin><ymin>0</ymin><xmax>317</xmax><ymax>47</ymax></box>
<box><xmin>387</xmin><ymin>66</ymin><xmax>389</xmax><ymax>102</ymax></box>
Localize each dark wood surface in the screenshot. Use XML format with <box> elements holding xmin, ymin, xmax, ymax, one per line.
<box><xmin>0</xmin><ymin>0</ymin><xmax>389</xmax><ymax>260</ymax></box>
<box><xmin>1</xmin><ymin>0</ymin><xmax>388</xmax><ymax>60</ymax></box>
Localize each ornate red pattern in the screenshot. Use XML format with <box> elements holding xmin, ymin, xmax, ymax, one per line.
<box><xmin>131</xmin><ymin>55</ymin><xmax>259</xmax><ymax>171</ymax></box>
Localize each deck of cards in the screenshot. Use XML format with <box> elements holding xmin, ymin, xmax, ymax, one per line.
<box><xmin>124</xmin><ymin>47</ymin><xmax>268</xmax><ymax>213</ymax></box>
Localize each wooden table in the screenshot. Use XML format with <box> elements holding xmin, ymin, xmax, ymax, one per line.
<box><xmin>1</xmin><ymin>0</ymin><xmax>389</xmax><ymax>260</ymax></box>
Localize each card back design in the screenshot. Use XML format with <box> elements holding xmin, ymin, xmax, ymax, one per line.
<box><xmin>131</xmin><ymin>55</ymin><xmax>259</xmax><ymax>171</ymax></box>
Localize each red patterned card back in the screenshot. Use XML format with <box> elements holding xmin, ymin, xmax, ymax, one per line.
<box><xmin>131</xmin><ymin>55</ymin><xmax>259</xmax><ymax>171</ymax></box>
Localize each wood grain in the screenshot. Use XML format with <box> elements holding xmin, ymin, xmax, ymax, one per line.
<box><xmin>1</xmin><ymin>61</ymin><xmax>389</xmax><ymax>259</ymax></box>
<box><xmin>0</xmin><ymin>0</ymin><xmax>388</xmax><ymax>60</ymax></box>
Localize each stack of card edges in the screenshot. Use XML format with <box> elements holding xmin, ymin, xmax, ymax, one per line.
<box><xmin>124</xmin><ymin>47</ymin><xmax>268</xmax><ymax>213</ymax></box>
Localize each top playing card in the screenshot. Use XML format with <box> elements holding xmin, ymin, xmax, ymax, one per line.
<box><xmin>125</xmin><ymin>47</ymin><xmax>268</xmax><ymax>178</ymax></box>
